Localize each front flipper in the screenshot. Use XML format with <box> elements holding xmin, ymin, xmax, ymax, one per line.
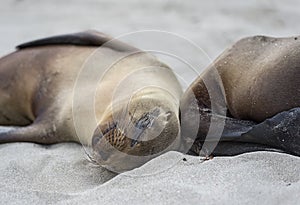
<box><xmin>188</xmin><ymin>141</ymin><xmax>284</xmax><ymax>156</ymax></box>
<box><xmin>240</xmin><ymin>107</ymin><xmax>300</xmax><ymax>156</ymax></box>
<box><xmin>187</xmin><ymin>111</ymin><xmax>259</xmax><ymax>155</ymax></box>
<box><xmin>0</xmin><ymin>123</ymin><xmax>66</xmax><ymax>144</ymax></box>
<box><xmin>188</xmin><ymin>108</ymin><xmax>300</xmax><ymax>156</ymax></box>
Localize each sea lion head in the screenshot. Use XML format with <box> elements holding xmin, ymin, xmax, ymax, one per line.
<box><xmin>91</xmin><ymin>98</ymin><xmax>181</xmax><ymax>173</ymax></box>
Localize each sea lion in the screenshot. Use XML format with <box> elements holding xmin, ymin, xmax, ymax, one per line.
<box><xmin>181</xmin><ymin>35</ymin><xmax>300</xmax><ymax>156</ymax></box>
<box><xmin>0</xmin><ymin>30</ymin><xmax>183</xmax><ymax>172</ymax></box>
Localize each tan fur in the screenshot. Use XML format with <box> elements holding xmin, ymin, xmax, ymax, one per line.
<box><xmin>0</xmin><ymin>31</ymin><xmax>183</xmax><ymax>172</ymax></box>
<box><xmin>182</xmin><ymin>35</ymin><xmax>300</xmax><ymax>123</ymax></box>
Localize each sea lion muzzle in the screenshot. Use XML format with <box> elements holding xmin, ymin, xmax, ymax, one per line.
<box><xmin>90</xmin><ymin>106</ymin><xmax>178</xmax><ymax>172</ymax></box>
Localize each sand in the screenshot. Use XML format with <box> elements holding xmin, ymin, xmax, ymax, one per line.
<box><xmin>0</xmin><ymin>0</ymin><xmax>300</xmax><ymax>204</ymax></box>
<box><xmin>0</xmin><ymin>143</ymin><xmax>299</xmax><ymax>204</ymax></box>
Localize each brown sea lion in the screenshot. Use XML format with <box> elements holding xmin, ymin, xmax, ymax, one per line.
<box><xmin>0</xmin><ymin>30</ymin><xmax>183</xmax><ymax>172</ymax></box>
<box><xmin>181</xmin><ymin>35</ymin><xmax>300</xmax><ymax>156</ymax></box>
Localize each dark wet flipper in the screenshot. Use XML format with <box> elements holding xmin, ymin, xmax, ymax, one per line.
<box><xmin>188</xmin><ymin>139</ymin><xmax>284</xmax><ymax>157</ymax></box>
<box><xmin>220</xmin><ymin>117</ymin><xmax>256</xmax><ymax>140</ymax></box>
<box><xmin>210</xmin><ymin>142</ymin><xmax>284</xmax><ymax>156</ymax></box>
<box><xmin>187</xmin><ymin>113</ymin><xmax>258</xmax><ymax>155</ymax></box>
<box><xmin>241</xmin><ymin>107</ymin><xmax>300</xmax><ymax>156</ymax></box>
<box><xmin>187</xmin><ymin>108</ymin><xmax>300</xmax><ymax>156</ymax></box>
<box><xmin>16</xmin><ymin>30</ymin><xmax>110</xmax><ymax>49</ymax></box>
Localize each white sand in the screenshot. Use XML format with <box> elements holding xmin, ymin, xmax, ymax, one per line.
<box><xmin>0</xmin><ymin>0</ymin><xmax>300</xmax><ymax>204</ymax></box>
<box><xmin>1</xmin><ymin>143</ymin><xmax>299</xmax><ymax>205</ymax></box>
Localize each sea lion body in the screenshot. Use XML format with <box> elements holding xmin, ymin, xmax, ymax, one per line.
<box><xmin>181</xmin><ymin>35</ymin><xmax>300</xmax><ymax>155</ymax></box>
<box><xmin>216</xmin><ymin>36</ymin><xmax>300</xmax><ymax>121</ymax></box>
<box><xmin>0</xmin><ymin>31</ymin><xmax>183</xmax><ymax>172</ymax></box>
<box><xmin>0</xmin><ymin>45</ymin><xmax>95</xmax><ymax>137</ymax></box>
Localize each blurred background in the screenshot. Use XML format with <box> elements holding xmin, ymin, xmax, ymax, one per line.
<box><xmin>1</xmin><ymin>0</ymin><xmax>300</xmax><ymax>86</ymax></box>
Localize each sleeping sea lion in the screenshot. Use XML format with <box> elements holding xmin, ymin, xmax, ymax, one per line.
<box><xmin>0</xmin><ymin>30</ymin><xmax>183</xmax><ymax>172</ymax></box>
<box><xmin>180</xmin><ymin>35</ymin><xmax>300</xmax><ymax>156</ymax></box>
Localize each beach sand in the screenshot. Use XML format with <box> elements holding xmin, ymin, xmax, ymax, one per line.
<box><xmin>0</xmin><ymin>0</ymin><xmax>299</xmax><ymax>204</ymax></box>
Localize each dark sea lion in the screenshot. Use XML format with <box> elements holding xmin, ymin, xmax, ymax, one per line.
<box><xmin>0</xmin><ymin>30</ymin><xmax>183</xmax><ymax>172</ymax></box>
<box><xmin>181</xmin><ymin>35</ymin><xmax>300</xmax><ymax>156</ymax></box>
